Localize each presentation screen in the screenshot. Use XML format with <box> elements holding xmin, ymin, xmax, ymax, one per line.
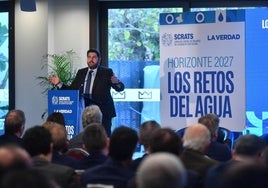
<box><xmin>0</xmin><ymin>12</ymin><xmax>9</xmax><ymax>135</ymax></box>
<box><xmin>159</xmin><ymin>8</ymin><xmax>268</xmax><ymax>135</ymax></box>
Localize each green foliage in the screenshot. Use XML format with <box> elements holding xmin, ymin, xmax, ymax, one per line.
<box><xmin>108</xmin><ymin>8</ymin><xmax>182</xmax><ymax>61</ymax></box>
<box><xmin>36</xmin><ymin>50</ymin><xmax>77</xmax><ymax>94</ymax></box>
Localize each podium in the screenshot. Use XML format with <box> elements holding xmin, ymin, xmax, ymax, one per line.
<box><xmin>48</xmin><ymin>90</ymin><xmax>84</xmax><ymax>139</ymax></box>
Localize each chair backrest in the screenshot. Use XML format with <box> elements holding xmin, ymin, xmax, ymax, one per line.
<box><xmin>87</xmin><ymin>184</ymin><xmax>114</xmax><ymax>188</ymax></box>
<box><xmin>65</xmin><ymin>147</ymin><xmax>89</xmax><ymax>159</ymax></box>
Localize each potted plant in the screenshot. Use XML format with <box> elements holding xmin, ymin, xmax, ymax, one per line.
<box><xmin>36</xmin><ymin>50</ymin><xmax>78</xmax><ymax>94</ymax></box>
<box><xmin>36</xmin><ymin>50</ymin><xmax>78</xmax><ymax>119</ymax></box>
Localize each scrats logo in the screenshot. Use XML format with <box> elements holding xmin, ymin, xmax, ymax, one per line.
<box><xmin>161</xmin><ymin>33</ymin><xmax>173</xmax><ymax>46</ymax></box>
<box><xmin>52</xmin><ymin>96</ymin><xmax>74</xmax><ymax>105</ymax></box>
<box><xmin>52</xmin><ymin>96</ymin><xmax>58</xmax><ymax>105</ymax></box>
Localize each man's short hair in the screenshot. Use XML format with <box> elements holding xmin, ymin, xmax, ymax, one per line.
<box><xmin>82</xmin><ymin>105</ymin><xmax>103</xmax><ymax>129</ymax></box>
<box><xmin>139</xmin><ymin>120</ymin><xmax>160</xmax><ymax>149</ymax></box>
<box><xmin>183</xmin><ymin>123</ymin><xmax>211</xmax><ymax>152</ymax></box>
<box><xmin>109</xmin><ymin>126</ymin><xmax>138</xmax><ymax>161</ymax></box>
<box><xmin>82</xmin><ymin>123</ymin><xmax>107</xmax><ymax>153</ymax></box>
<box><xmin>149</xmin><ymin>128</ymin><xmax>183</xmax><ymax>155</ymax></box>
<box><xmin>4</xmin><ymin>110</ymin><xmax>26</xmax><ymax>134</ymax></box>
<box><xmin>43</xmin><ymin>122</ymin><xmax>67</xmax><ymax>151</ymax></box>
<box><xmin>198</xmin><ymin>113</ymin><xmax>219</xmax><ymax>138</ymax></box>
<box><xmin>234</xmin><ymin>134</ymin><xmax>266</xmax><ymax>157</ymax></box>
<box><xmin>46</xmin><ymin>112</ymin><xmax>66</xmax><ymax>126</ymax></box>
<box><xmin>22</xmin><ymin>126</ymin><xmax>52</xmax><ymax>157</ymax></box>
<box><xmin>87</xmin><ymin>48</ymin><xmax>101</xmax><ymax>58</ymax></box>
<box><xmin>137</xmin><ymin>152</ymin><xmax>187</xmax><ymax>188</ymax></box>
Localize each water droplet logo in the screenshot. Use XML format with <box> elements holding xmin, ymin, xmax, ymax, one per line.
<box><xmin>218</xmin><ymin>12</ymin><xmax>224</xmax><ymax>22</ymax></box>
<box><xmin>195</xmin><ymin>12</ymin><xmax>205</xmax><ymax>23</ymax></box>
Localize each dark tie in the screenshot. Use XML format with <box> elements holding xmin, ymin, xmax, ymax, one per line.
<box><xmin>85</xmin><ymin>70</ymin><xmax>93</xmax><ymax>94</ymax></box>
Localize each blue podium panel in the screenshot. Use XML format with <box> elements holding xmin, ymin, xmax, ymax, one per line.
<box><xmin>48</xmin><ymin>90</ymin><xmax>82</xmax><ymax>139</ymax></box>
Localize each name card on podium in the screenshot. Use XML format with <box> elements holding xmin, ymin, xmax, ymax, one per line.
<box><xmin>48</xmin><ymin>90</ymin><xmax>82</xmax><ymax>139</ymax></box>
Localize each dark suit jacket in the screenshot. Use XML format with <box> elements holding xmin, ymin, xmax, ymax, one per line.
<box><xmin>68</xmin><ymin>132</ymin><xmax>83</xmax><ymax>149</ymax></box>
<box><xmin>76</xmin><ymin>152</ymin><xmax>108</xmax><ymax>170</ymax></box>
<box><xmin>61</xmin><ymin>66</ymin><xmax>124</xmax><ymax>119</ymax></box>
<box><xmin>0</xmin><ymin>134</ymin><xmax>23</xmax><ymax>147</ymax></box>
<box><xmin>180</xmin><ymin>148</ymin><xmax>219</xmax><ymax>186</ymax></box>
<box><xmin>31</xmin><ymin>157</ymin><xmax>80</xmax><ymax>188</ymax></box>
<box><xmin>52</xmin><ymin>151</ymin><xmax>79</xmax><ymax>169</ymax></box>
<box><xmin>206</xmin><ymin>141</ymin><xmax>232</xmax><ymax>162</ymax></box>
<box><xmin>204</xmin><ymin>160</ymin><xmax>239</xmax><ymax>188</ymax></box>
<box><xmin>81</xmin><ymin>158</ymin><xmax>135</xmax><ymax>188</ymax></box>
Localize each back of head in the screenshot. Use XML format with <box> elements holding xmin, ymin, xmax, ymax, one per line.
<box><xmin>82</xmin><ymin>123</ymin><xmax>108</xmax><ymax>153</ymax></box>
<box><xmin>4</xmin><ymin>109</ymin><xmax>26</xmax><ymax>135</ymax></box>
<box><xmin>198</xmin><ymin>113</ymin><xmax>219</xmax><ymax>139</ymax></box>
<box><xmin>43</xmin><ymin>122</ymin><xmax>68</xmax><ymax>152</ymax></box>
<box><xmin>183</xmin><ymin>123</ymin><xmax>211</xmax><ymax>152</ymax></box>
<box><xmin>22</xmin><ymin>126</ymin><xmax>52</xmax><ymax>157</ymax></box>
<box><xmin>0</xmin><ymin>145</ymin><xmax>31</xmax><ymax>170</ymax></box>
<box><xmin>149</xmin><ymin>128</ymin><xmax>183</xmax><ymax>155</ymax></box>
<box><xmin>233</xmin><ymin>134</ymin><xmax>266</xmax><ymax>157</ymax></box>
<box><xmin>137</xmin><ymin>152</ymin><xmax>187</xmax><ymax>188</ymax></box>
<box><xmin>1</xmin><ymin>168</ymin><xmax>53</xmax><ymax>188</ymax></box>
<box><xmin>139</xmin><ymin>120</ymin><xmax>160</xmax><ymax>149</ymax></box>
<box><xmin>109</xmin><ymin>126</ymin><xmax>138</xmax><ymax>161</ymax></box>
<box><xmin>219</xmin><ymin>163</ymin><xmax>268</xmax><ymax>188</ymax></box>
<box><xmin>46</xmin><ymin>112</ymin><xmax>66</xmax><ymax>126</ymax></box>
<box><xmin>82</xmin><ymin>105</ymin><xmax>103</xmax><ymax>129</ymax></box>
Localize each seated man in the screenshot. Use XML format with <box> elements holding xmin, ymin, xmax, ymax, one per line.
<box><xmin>76</xmin><ymin>122</ymin><xmax>109</xmax><ymax>170</ymax></box>
<box><xmin>131</xmin><ymin>120</ymin><xmax>160</xmax><ymax>171</ymax></box>
<box><xmin>22</xmin><ymin>125</ymin><xmax>80</xmax><ymax>188</ymax></box>
<box><xmin>0</xmin><ymin>109</ymin><xmax>26</xmax><ymax>147</ymax></box>
<box><xmin>205</xmin><ymin>134</ymin><xmax>267</xmax><ymax>188</ymax></box>
<box><xmin>81</xmin><ymin>126</ymin><xmax>138</xmax><ymax>188</ymax></box>
<box><xmin>43</xmin><ymin>121</ymin><xmax>79</xmax><ymax>169</ymax></box>
<box><xmin>68</xmin><ymin>105</ymin><xmax>103</xmax><ymax>149</ymax></box>
<box><xmin>198</xmin><ymin>114</ymin><xmax>231</xmax><ymax>161</ymax></box>
<box><xmin>136</xmin><ymin>152</ymin><xmax>187</xmax><ymax>188</ymax></box>
<box><xmin>180</xmin><ymin>123</ymin><xmax>218</xmax><ymax>186</ymax></box>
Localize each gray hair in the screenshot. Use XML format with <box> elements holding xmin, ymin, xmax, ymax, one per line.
<box><xmin>183</xmin><ymin>123</ymin><xmax>211</xmax><ymax>152</ymax></box>
<box><xmin>137</xmin><ymin>152</ymin><xmax>187</xmax><ymax>188</ymax></box>
<box><xmin>82</xmin><ymin>105</ymin><xmax>102</xmax><ymax>128</ymax></box>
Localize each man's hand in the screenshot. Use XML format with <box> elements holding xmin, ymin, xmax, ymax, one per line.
<box><xmin>111</xmin><ymin>73</ymin><xmax>120</xmax><ymax>84</ymax></box>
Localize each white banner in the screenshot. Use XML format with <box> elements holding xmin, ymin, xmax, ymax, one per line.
<box><xmin>159</xmin><ymin>10</ymin><xmax>246</xmax><ymax>131</ymax></box>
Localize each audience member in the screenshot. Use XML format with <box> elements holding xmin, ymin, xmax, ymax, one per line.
<box><xmin>149</xmin><ymin>127</ymin><xmax>183</xmax><ymax>155</ymax></box>
<box><xmin>0</xmin><ymin>168</ymin><xmax>55</xmax><ymax>188</ymax></box>
<box><xmin>81</xmin><ymin>126</ymin><xmax>138</xmax><ymax>188</ymax></box>
<box><xmin>68</xmin><ymin>105</ymin><xmax>103</xmax><ymax>149</ymax></box>
<box><xmin>0</xmin><ymin>109</ymin><xmax>25</xmax><ymax>147</ymax></box>
<box><xmin>218</xmin><ymin>162</ymin><xmax>268</xmax><ymax>188</ymax></box>
<box><xmin>47</xmin><ymin>112</ymin><xmax>66</xmax><ymax>126</ymax></box>
<box><xmin>149</xmin><ymin>127</ymin><xmax>201</xmax><ymax>188</ymax></box>
<box><xmin>76</xmin><ymin>122</ymin><xmax>109</xmax><ymax>170</ymax></box>
<box><xmin>204</xmin><ymin>134</ymin><xmax>267</xmax><ymax>188</ymax></box>
<box><xmin>22</xmin><ymin>125</ymin><xmax>80</xmax><ymax>188</ymax></box>
<box><xmin>0</xmin><ymin>144</ymin><xmax>33</xmax><ymax>188</ymax></box>
<box><xmin>180</xmin><ymin>123</ymin><xmax>218</xmax><ymax>186</ymax></box>
<box><xmin>136</xmin><ymin>152</ymin><xmax>187</xmax><ymax>188</ymax></box>
<box><xmin>198</xmin><ymin>114</ymin><xmax>231</xmax><ymax>161</ymax></box>
<box><xmin>131</xmin><ymin>120</ymin><xmax>160</xmax><ymax>170</ymax></box>
<box><xmin>43</xmin><ymin>121</ymin><xmax>79</xmax><ymax>169</ymax></box>
<box><xmin>0</xmin><ymin>144</ymin><xmax>32</xmax><ymax>177</ymax></box>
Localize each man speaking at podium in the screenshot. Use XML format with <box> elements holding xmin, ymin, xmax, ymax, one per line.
<box><xmin>49</xmin><ymin>48</ymin><xmax>125</xmax><ymax>136</ymax></box>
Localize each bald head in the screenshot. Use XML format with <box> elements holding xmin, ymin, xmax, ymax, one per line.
<box><xmin>183</xmin><ymin>123</ymin><xmax>211</xmax><ymax>153</ymax></box>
